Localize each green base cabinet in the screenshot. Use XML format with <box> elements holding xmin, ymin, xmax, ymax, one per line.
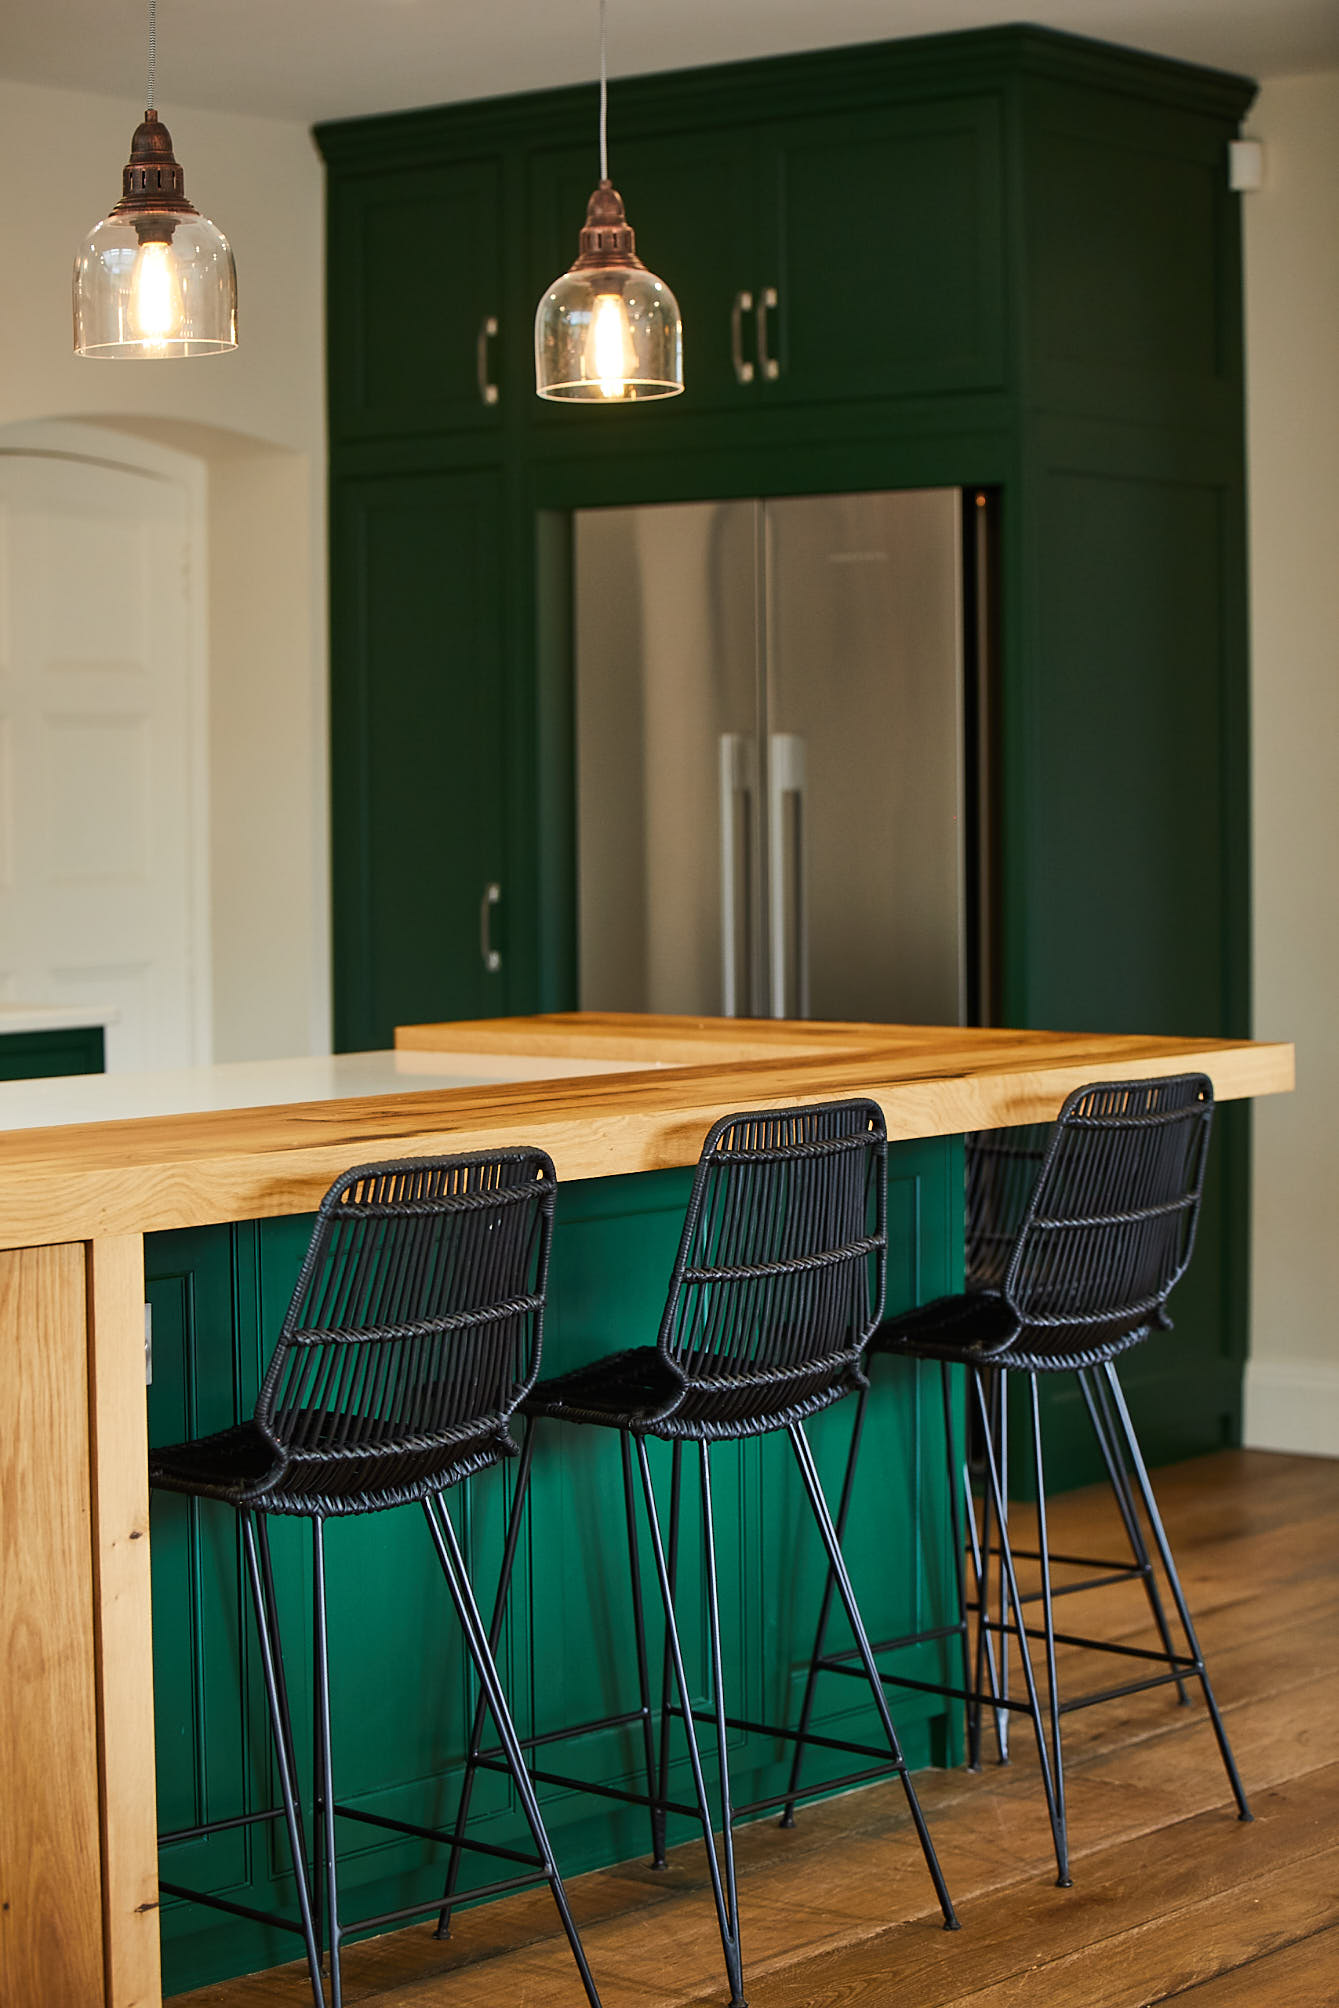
<box><xmin>147</xmin><ymin>1136</ymin><xmax>964</xmax><ymax>1997</ymax></box>
<box><xmin>0</xmin><ymin>1024</ymin><xmax>105</xmax><ymax>1080</ymax></box>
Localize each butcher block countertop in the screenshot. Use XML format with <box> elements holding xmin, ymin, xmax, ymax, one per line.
<box><xmin>0</xmin><ymin>1013</ymin><xmax>1293</xmax><ymax>1251</ymax></box>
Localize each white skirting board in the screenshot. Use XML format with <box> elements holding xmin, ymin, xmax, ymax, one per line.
<box><xmin>1244</xmin><ymin>1359</ymin><xmax>1339</xmax><ymax>1458</ymax></box>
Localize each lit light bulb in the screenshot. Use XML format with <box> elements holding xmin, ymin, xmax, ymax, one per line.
<box><xmin>129</xmin><ymin>238</ymin><xmax>182</xmax><ymax>346</ymax></box>
<box><xmin>591</xmin><ymin>291</ymin><xmax>633</xmax><ymax>398</ymax></box>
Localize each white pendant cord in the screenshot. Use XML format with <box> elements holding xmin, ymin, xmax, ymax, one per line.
<box><xmin>146</xmin><ymin>0</ymin><xmax>157</xmax><ymax>109</ymax></box>
<box><xmin>598</xmin><ymin>0</ymin><xmax>608</xmax><ymax>183</ymax></box>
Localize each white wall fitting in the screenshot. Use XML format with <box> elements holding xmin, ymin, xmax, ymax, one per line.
<box><xmin>1243</xmin><ymin>71</ymin><xmax>1339</xmax><ymax>1456</ymax></box>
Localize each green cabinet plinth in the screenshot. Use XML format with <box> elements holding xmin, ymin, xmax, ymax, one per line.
<box><xmin>148</xmin><ymin>1135</ymin><xmax>963</xmax><ymax>1997</ymax></box>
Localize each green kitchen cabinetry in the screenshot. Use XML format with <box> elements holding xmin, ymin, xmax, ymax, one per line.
<box><xmin>316</xmin><ymin>25</ymin><xmax>1256</xmax><ymax>1474</ymax></box>
<box><xmin>0</xmin><ymin>1023</ymin><xmax>105</xmax><ymax>1080</ymax></box>
<box><xmin>331</xmin><ymin>466</ymin><xmax>513</xmax><ymax>1046</ymax></box>
<box><xmin>147</xmin><ymin>1138</ymin><xmax>963</xmax><ymax>1996</ymax></box>
<box><xmin>326</xmin><ymin>154</ymin><xmax>508</xmax><ymax>442</ymax></box>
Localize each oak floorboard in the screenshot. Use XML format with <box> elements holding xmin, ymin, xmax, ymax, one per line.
<box><xmin>169</xmin><ymin>1449</ymin><xmax>1339</xmax><ymax>2008</ymax></box>
<box><xmin>1162</xmin><ymin>1925</ymin><xmax>1339</xmax><ymax>2005</ymax></box>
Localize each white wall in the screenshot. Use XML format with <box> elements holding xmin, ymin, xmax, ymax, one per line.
<box><xmin>1243</xmin><ymin>72</ymin><xmax>1339</xmax><ymax>1456</ymax></box>
<box><xmin>0</xmin><ymin>77</ymin><xmax>329</xmax><ymax>1060</ymax></box>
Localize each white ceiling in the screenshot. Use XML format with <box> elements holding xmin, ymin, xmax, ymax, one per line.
<box><xmin>3</xmin><ymin>1</ymin><xmax>1336</xmax><ymax>127</ymax></box>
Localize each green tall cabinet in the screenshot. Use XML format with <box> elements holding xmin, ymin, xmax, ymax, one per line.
<box><xmin>317</xmin><ymin>25</ymin><xmax>1255</xmax><ymax>1471</ymax></box>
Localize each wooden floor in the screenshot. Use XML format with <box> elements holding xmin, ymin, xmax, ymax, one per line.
<box><xmin>175</xmin><ymin>1448</ymin><xmax>1339</xmax><ymax>2008</ymax></box>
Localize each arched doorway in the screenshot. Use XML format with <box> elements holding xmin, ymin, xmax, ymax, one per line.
<box><xmin>0</xmin><ymin>420</ymin><xmax>209</xmax><ymax>1069</ymax></box>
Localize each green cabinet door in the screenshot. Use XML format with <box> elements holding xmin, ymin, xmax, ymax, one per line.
<box><xmin>328</xmin><ymin>156</ymin><xmax>506</xmax><ymax>441</ymax></box>
<box><xmin>756</xmin><ymin>96</ymin><xmax>1007</xmax><ymax>406</ymax></box>
<box><xmin>0</xmin><ymin>1024</ymin><xmax>105</xmax><ymax>1079</ymax></box>
<box><xmin>331</xmin><ymin>467</ymin><xmax>510</xmax><ymax>1050</ymax></box>
<box><xmin>527</xmin><ymin>126</ymin><xmax>758</xmax><ymax>418</ymax></box>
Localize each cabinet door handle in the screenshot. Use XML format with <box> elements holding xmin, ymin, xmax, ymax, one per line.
<box><xmin>477</xmin><ymin>316</ymin><xmax>500</xmax><ymax>406</ymax></box>
<box><xmin>479</xmin><ymin>881</ymin><xmax>502</xmax><ymax>972</ymax></box>
<box><xmin>757</xmin><ymin>287</ymin><xmax>780</xmax><ymax>380</ymax></box>
<box><xmin>730</xmin><ymin>290</ymin><xmax>755</xmax><ymax>384</ymax></box>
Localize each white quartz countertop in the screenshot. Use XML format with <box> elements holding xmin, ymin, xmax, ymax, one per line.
<box><xmin>0</xmin><ymin>1003</ymin><xmax>120</xmax><ymax>1035</ymax></box>
<box><xmin>0</xmin><ymin>1047</ymin><xmax>668</xmax><ymax>1135</ymax></box>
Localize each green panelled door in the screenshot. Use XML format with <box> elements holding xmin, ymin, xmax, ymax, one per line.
<box><xmin>331</xmin><ymin>467</ymin><xmax>511</xmax><ymax>1051</ymax></box>
<box><xmin>759</xmin><ymin>96</ymin><xmax>1007</xmax><ymax>406</ymax></box>
<box><xmin>147</xmin><ymin>1138</ymin><xmax>963</xmax><ymax>1997</ymax></box>
<box><xmin>327</xmin><ymin>157</ymin><xmax>506</xmax><ymax>444</ymax></box>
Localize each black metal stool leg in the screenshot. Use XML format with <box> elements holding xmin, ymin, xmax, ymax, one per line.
<box><xmin>1027</xmin><ymin>1374</ymin><xmax>1070</xmax><ymax>1887</ymax></box>
<box><xmin>436</xmin><ymin>1421</ymin><xmax>538</xmax><ymax>1936</ymax></box>
<box><xmin>635</xmin><ymin>1436</ymin><xmax>747</xmax><ymax>2008</ymax></box>
<box><xmin>969</xmin><ymin>1368</ymin><xmax>1009</xmax><ymax>1768</ymax></box>
<box><xmin>994</xmin><ymin>1369</ymin><xmax>1012</xmax><ymax>1763</ymax></box>
<box><xmin>654</xmin><ymin>1439</ymin><xmax>685</xmax><ymax>1870</ymax></box>
<box><xmin>1101</xmin><ymin>1365</ymin><xmax>1252</xmax><ymax>1823</ymax></box>
<box><xmin>698</xmin><ymin>1444</ymin><xmax>743</xmax><ymax>1958</ymax></box>
<box><xmin>939</xmin><ymin>1363</ymin><xmax>981</xmax><ymax>1771</ymax></box>
<box><xmin>787</xmin><ymin>1422</ymin><xmax>960</xmax><ymax>1933</ymax></box>
<box><xmin>1080</xmin><ymin>1369</ymin><xmax>1191</xmax><ymax>1706</ymax></box>
<box><xmin>971</xmin><ymin>1370</ymin><xmax>1068</xmax><ymax>1883</ymax></box>
<box><xmin>780</xmin><ymin>1380</ymin><xmax>871</xmax><ymax>1826</ymax></box>
<box><xmin>422</xmin><ymin>1494</ymin><xmax>604</xmax><ymax>2006</ymax></box>
<box><xmin>240</xmin><ymin>1512</ymin><xmax>327</xmax><ymax>2008</ymax></box>
<box><xmin>620</xmin><ymin>1429</ymin><xmax>666</xmax><ymax>1868</ymax></box>
<box><xmin>312</xmin><ymin>1517</ymin><xmax>343</xmax><ymax>2008</ymax></box>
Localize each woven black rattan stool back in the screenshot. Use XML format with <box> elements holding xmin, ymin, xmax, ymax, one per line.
<box><xmin>251</xmin><ymin>1150</ymin><xmax>555</xmax><ymax>1511</ymax></box>
<box><xmin>656</xmin><ymin>1100</ymin><xmax>888</xmax><ymax>1433</ymax></box>
<box><xmin>966</xmin><ymin>1124</ymin><xmax>1048</xmax><ymax>1288</ymax></box>
<box><xmin>1002</xmin><ymin>1074</ymin><xmax>1214</xmax><ymax>1353</ymax></box>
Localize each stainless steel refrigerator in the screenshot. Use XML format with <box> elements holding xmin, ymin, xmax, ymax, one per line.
<box><xmin>574</xmin><ymin>488</ymin><xmax>986</xmax><ymax>1025</ymax></box>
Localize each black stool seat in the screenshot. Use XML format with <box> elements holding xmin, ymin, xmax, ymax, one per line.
<box><xmin>526</xmin><ymin>1345</ymin><xmax>862</xmax><ymax>1439</ymax></box>
<box><xmin>875</xmin><ymin>1292</ymin><xmax>1165</xmax><ymax>1373</ymax></box>
<box><xmin>150</xmin><ymin>1417</ymin><xmax>515</xmax><ymax>1515</ymax></box>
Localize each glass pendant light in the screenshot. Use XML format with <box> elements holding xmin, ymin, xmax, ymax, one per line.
<box><xmin>535</xmin><ymin>0</ymin><xmax>682</xmax><ymax>402</ymax></box>
<box><xmin>73</xmin><ymin>0</ymin><xmax>236</xmax><ymax>359</ymax></box>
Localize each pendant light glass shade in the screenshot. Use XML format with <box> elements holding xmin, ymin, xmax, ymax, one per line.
<box><xmin>74</xmin><ymin>107</ymin><xmax>236</xmax><ymax>360</ymax></box>
<box><xmin>536</xmin><ymin>180</ymin><xmax>682</xmax><ymax>402</ymax></box>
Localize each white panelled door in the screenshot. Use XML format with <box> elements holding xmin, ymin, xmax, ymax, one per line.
<box><xmin>0</xmin><ymin>446</ymin><xmax>206</xmax><ymax>1070</ymax></box>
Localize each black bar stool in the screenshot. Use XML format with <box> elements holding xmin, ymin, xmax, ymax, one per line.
<box><xmin>149</xmin><ymin>1150</ymin><xmax>601</xmax><ymax>2008</ymax></box>
<box><xmin>786</xmin><ymin>1074</ymin><xmax>1251</xmax><ymax>1888</ymax></box>
<box><xmin>441</xmin><ymin>1100</ymin><xmax>959</xmax><ymax>2008</ymax></box>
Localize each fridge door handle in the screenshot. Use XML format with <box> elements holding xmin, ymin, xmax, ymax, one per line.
<box><xmin>768</xmin><ymin>732</ymin><xmax>809</xmax><ymax>1019</ymax></box>
<box><xmin>719</xmin><ymin>733</ymin><xmax>756</xmax><ymax>1016</ymax></box>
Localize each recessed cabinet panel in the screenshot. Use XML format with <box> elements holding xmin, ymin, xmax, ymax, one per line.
<box><xmin>763</xmin><ymin>99</ymin><xmax>1006</xmax><ymax>404</ymax></box>
<box><xmin>331</xmin><ymin>470</ymin><xmax>509</xmax><ymax>1048</ymax></box>
<box><xmin>1027</xmin><ymin>116</ymin><xmax>1228</xmax><ymax>418</ymax></box>
<box><xmin>329</xmin><ymin>158</ymin><xmax>505</xmax><ymax>440</ymax></box>
<box><xmin>528</xmin><ymin>129</ymin><xmax>757</xmax><ymax>417</ymax></box>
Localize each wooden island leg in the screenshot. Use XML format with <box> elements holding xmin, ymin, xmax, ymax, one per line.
<box><xmin>88</xmin><ymin>1234</ymin><xmax>160</xmax><ymax>2008</ymax></box>
<box><xmin>0</xmin><ymin>1237</ymin><xmax>159</xmax><ymax>2008</ymax></box>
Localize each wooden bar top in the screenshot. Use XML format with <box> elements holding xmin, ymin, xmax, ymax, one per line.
<box><xmin>0</xmin><ymin>1013</ymin><xmax>1293</xmax><ymax>1250</ymax></box>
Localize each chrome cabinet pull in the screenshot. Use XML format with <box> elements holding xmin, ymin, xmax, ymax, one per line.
<box><xmin>477</xmin><ymin>316</ymin><xmax>500</xmax><ymax>406</ymax></box>
<box><xmin>757</xmin><ymin>287</ymin><xmax>780</xmax><ymax>380</ymax></box>
<box><xmin>730</xmin><ymin>290</ymin><xmax>755</xmax><ymax>384</ymax></box>
<box><xmin>479</xmin><ymin>881</ymin><xmax>502</xmax><ymax>972</ymax></box>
